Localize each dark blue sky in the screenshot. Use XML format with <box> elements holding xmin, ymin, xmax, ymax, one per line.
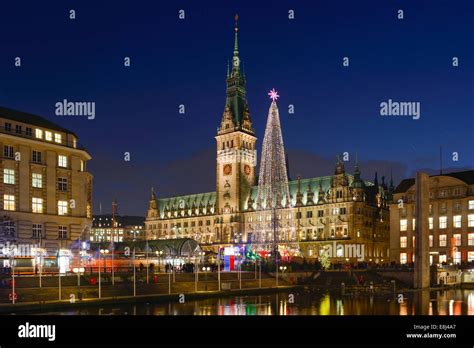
<box><xmin>0</xmin><ymin>0</ymin><xmax>472</xmax><ymax>215</ymax></box>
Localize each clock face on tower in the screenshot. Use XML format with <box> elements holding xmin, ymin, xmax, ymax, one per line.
<box><xmin>244</xmin><ymin>165</ymin><xmax>251</xmax><ymax>176</ymax></box>
<box><xmin>223</xmin><ymin>164</ymin><xmax>232</xmax><ymax>176</ymax></box>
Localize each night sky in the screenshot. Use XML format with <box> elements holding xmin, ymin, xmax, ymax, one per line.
<box><xmin>0</xmin><ymin>0</ymin><xmax>472</xmax><ymax>215</ymax></box>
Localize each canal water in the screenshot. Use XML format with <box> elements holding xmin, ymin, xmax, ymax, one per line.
<box><xmin>31</xmin><ymin>289</ymin><xmax>474</xmax><ymax>316</ymax></box>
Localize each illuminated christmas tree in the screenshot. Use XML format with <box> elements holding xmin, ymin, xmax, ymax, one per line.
<box><xmin>256</xmin><ymin>89</ymin><xmax>292</xmax><ymax>247</ymax></box>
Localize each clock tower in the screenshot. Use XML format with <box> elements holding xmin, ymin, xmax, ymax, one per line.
<box><xmin>215</xmin><ymin>15</ymin><xmax>257</xmax><ymax>236</ymax></box>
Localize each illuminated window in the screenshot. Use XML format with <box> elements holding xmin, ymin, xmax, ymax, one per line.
<box><xmin>453</xmin><ymin>234</ymin><xmax>461</xmax><ymax>246</ymax></box>
<box><xmin>32</xmin><ymin>197</ymin><xmax>43</xmax><ymax>213</ymax></box>
<box><xmin>3</xmin><ymin>194</ymin><xmax>15</xmax><ymax>211</ymax></box>
<box><xmin>58</xmin><ymin>155</ymin><xmax>67</xmax><ymax>168</ymax></box>
<box><xmin>412</xmin><ymin>218</ymin><xmax>416</xmax><ymax>231</ymax></box>
<box><xmin>54</xmin><ymin>133</ymin><xmax>62</xmax><ymax>143</ymax></box>
<box><xmin>454</xmin><ymin>251</ymin><xmax>461</xmax><ymax>265</ymax></box>
<box><xmin>32</xmin><ymin>173</ymin><xmax>42</xmax><ymax>188</ymax></box>
<box><xmin>400</xmin><ymin>219</ymin><xmax>407</xmax><ymax>231</ymax></box>
<box><xmin>439</xmin><ymin>254</ymin><xmax>447</xmax><ymax>264</ymax></box>
<box><xmin>35</xmin><ymin>129</ymin><xmax>43</xmax><ymax>139</ymax></box>
<box><xmin>3</xmin><ymin>169</ymin><xmax>14</xmax><ymax>184</ymax></box>
<box><xmin>469</xmin><ymin>200</ymin><xmax>474</xmax><ymax>210</ymax></box>
<box><xmin>453</xmin><ymin>215</ymin><xmax>462</xmax><ymax>228</ymax></box>
<box><xmin>58</xmin><ymin>200</ymin><xmax>68</xmax><ymax>215</ymax></box>
<box><xmin>429</xmin><ymin>217</ymin><xmax>433</xmax><ymax>230</ymax></box>
<box><xmin>439</xmin><ymin>216</ymin><xmax>447</xmax><ymax>229</ymax></box>
<box><xmin>468</xmin><ymin>252</ymin><xmax>474</xmax><ymax>262</ymax></box>
<box><xmin>45</xmin><ymin>131</ymin><xmax>52</xmax><ymax>141</ymax></box>
<box><xmin>469</xmin><ymin>233</ymin><xmax>474</xmax><ymax>246</ymax></box>
<box><xmin>400</xmin><ymin>236</ymin><xmax>407</xmax><ymax>248</ymax></box>
<box><xmin>468</xmin><ymin>214</ymin><xmax>474</xmax><ymax>227</ymax></box>
<box><xmin>412</xmin><ymin>236</ymin><xmax>415</xmax><ymax>247</ymax></box>
<box><xmin>400</xmin><ymin>253</ymin><xmax>407</xmax><ymax>264</ymax></box>
<box><xmin>332</xmin><ymin>207</ymin><xmax>339</xmax><ymax>215</ymax></box>
<box><xmin>439</xmin><ymin>234</ymin><xmax>447</xmax><ymax>247</ymax></box>
<box><xmin>429</xmin><ymin>235</ymin><xmax>433</xmax><ymax>247</ymax></box>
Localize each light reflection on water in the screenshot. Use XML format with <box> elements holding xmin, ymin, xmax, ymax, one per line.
<box><xmin>34</xmin><ymin>289</ymin><xmax>474</xmax><ymax>316</ymax></box>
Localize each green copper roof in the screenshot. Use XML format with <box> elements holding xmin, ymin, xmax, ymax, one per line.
<box><xmin>157</xmin><ymin>192</ymin><xmax>216</xmax><ymax>218</ymax></box>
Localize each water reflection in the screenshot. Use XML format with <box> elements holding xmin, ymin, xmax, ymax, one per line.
<box><xmin>33</xmin><ymin>289</ymin><xmax>474</xmax><ymax>316</ymax></box>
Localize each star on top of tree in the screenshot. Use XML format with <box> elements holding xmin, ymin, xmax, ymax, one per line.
<box><xmin>268</xmin><ymin>88</ymin><xmax>280</xmax><ymax>102</ymax></box>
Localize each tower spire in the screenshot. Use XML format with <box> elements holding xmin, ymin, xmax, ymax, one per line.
<box><xmin>234</xmin><ymin>14</ymin><xmax>239</xmax><ymax>55</ymax></box>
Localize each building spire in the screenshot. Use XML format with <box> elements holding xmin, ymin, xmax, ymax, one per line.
<box><xmin>234</xmin><ymin>14</ymin><xmax>239</xmax><ymax>55</ymax></box>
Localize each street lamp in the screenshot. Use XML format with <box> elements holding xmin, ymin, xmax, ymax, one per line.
<box><xmin>195</xmin><ymin>251</ymin><xmax>205</xmax><ymax>292</ymax></box>
<box><xmin>202</xmin><ymin>266</ymin><xmax>210</xmax><ymax>291</ymax></box>
<box><xmin>72</xmin><ymin>267</ymin><xmax>85</xmax><ymax>301</ymax></box>
<box><xmin>99</xmin><ymin>249</ymin><xmax>109</xmax><ymax>299</ymax></box>
<box><xmin>155</xmin><ymin>250</ymin><xmax>163</xmax><ymax>273</ymax></box>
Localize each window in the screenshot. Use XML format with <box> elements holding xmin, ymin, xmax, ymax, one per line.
<box><xmin>332</xmin><ymin>207</ymin><xmax>339</xmax><ymax>216</ymax></box>
<box><xmin>4</xmin><ymin>221</ymin><xmax>15</xmax><ymax>237</ymax></box>
<box><xmin>439</xmin><ymin>254</ymin><xmax>447</xmax><ymax>264</ymax></box>
<box><xmin>198</xmin><ymin>221</ymin><xmax>203</xmax><ymax>227</ymax></box>
<box><xmin>429</xmin><ymin>217</ymin><xmax>433</xmax><ymax>230</ymax></box>
<box><xmin>26</xmin><ymin>127</ymin><xmax>32</xmax><ymax>136</ymax></box>
<box><xmin>468</xmin><ymin>252</ymin><xmax>474</xmax><ymax>263</ymax></box>
<box><xmin>306</xmin><ymin>211</ymin><xmax>313</xmax><ymax>218</ymax></box>
<box><xmin>400</xmin><ymin>253</ymin><xmax>407</xmax><ymax>264</ymax></box>
<box><xmin>439</xmin><ymin>216</ymin><xmax>447</xmax><ymax>229</ymax></box>
<box><xmin>454</xmin><ymin>201</ymin><xmax>461</xmax><ymax>212</ymax></box>
<box><xmin>32</xmin><ymin>224</ymin><xmax>43</xmax><ymax>239</ymax></box>
<box><xmin>469</xmin><ymin>214</ymin><xmax>474</xmax><ymax>227</ymax></box>
<box><xmin>453</xmin><ymin>234</ymin><xmax>461</xmax><ymax>246</ymax></box>
<box><xmin>412</xmin><ymin>218</ymin><xmax>416</xmax><ymax>231</ymax></box>
<box><xmin>54</xmin><ymin>133</ymin><xmax>62</xmax><ymax>143</ymax></box>
<box><xmin>469</xmin><ymin>233</ymin><xmax>474</xmax><ymax>246</ymax></box>
<box><xmin>58</xmin><ymin>200</ymin><xmax>68</xmax><ymax>215</ymax></box>
<box><xmin>45</xmin><ymin>131</ymin><xmax>52</xmax><ymax>141</ymax></box>
<box><xmin>439</xmin><ymin>234</ymin><xmax>447</xmax><ymax>247</ymax></box>
<box><xmin>4</xmin><ymin>123</ymin><xmax>11</xmax><ymax>132</ymax></box>
<box><xmin>400</xmin><ymin>219</ymin><xmax>407</xmax><ymax>231</ymax></box>
<box><xmin>206</xmin><ymin>220</ymin><xmax>210</xmax><ymax>226</ymax></box>
<box><xmin>340</xmin><ymin>207</ymin><xmax>347</xmax><ymax>215</ymax></box>
<box><xmin>296</xmin><ymin>212</ymin><xmax>302</xmax><ymax>219</ymax></box>
<box><xmin>3</xmin><ymin>194</ymin><xmax>15</xmax><ymax>211</ymax></box>
<box><xmin>32</xmin><ymin>150</ymin><xmax>42</xmax><ymax>163</ymax></box>
<box><xmin>318</xmin><ymin>210</ymin><xmax>324</xmax><ymax>217</ymax></box>
<box><xmin>469</xmin><ymin>200</ymin><xmax>474</xmax><ymax>210</ymax></box>
<box><xmin>32</xmin><ymin>173</ymin><xmax>42</xmax><ymax>188</ymax></box>
<box><xmin>15</xmin><ymin>125</ymin><xmax>22</xmax><ymax>134</ymax></box>
<box><xmin>32</xmin><ymin>197</ymin><xmax>43</xmax><ymax>213</ymax></box>
<box><xmin>454</xmin><ymin>251</ymin><xmax>461</xmax><ymax>265</ymax></box>
<box><xmin>3</xmin><ymin>169</ymin><xmax>14</xmax><ymax>184</ymax></box>
<box><xmin>58</xmin><ymin>155</ymin><xmax>67</xmax><ymax>168</ymax></box>
<box><xmin>412</xmin><ymin>236</ymin><xmax>415</xmax><ymax>247</ymax></box>
<box><xmin>429</xmin><ymin>235</ymin><xmax>433</xmax><ymax>247</ymax></box>
<box><xmin>57</xmin><ymin>177</ymin><xmax>68</xmax><ymax>191</ymax></box>
<box><xmin>58</xmin><ymin>226</ymin><xmax>67</xmax><ymax>239</ymax></box>
<box><xmin>336</xmin><ymin>191</ymin><xmax>342</xmax><ymax>199</ymax></box>
<box><xmin>453</xmin><ymin>215</ymin><xmax>462</xmax><ymax>228</ymax></box>
<box><xmin>400</xmin><ymin>236</ymin><xmax>407</xmax><ymax>248</ymax></box>
<box><xmin>4</xmin><ymin>145</ymin><xmax>14</xmax><ymax>158</ymax></box>
<box><xmin>35</xmin><ymin>129</ymin><xmax>43</xmax><ymax>139</ymax></box>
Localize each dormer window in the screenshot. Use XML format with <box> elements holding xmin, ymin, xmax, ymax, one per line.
<box><xmin>45</xmin><ymin>131</ymin><xmax>52</xmax><ymax>141</ymax></box>
<box><xmin>54</xmin><ymin>133</ymin><xmax>62</xmax><ymax>143</ymax></box>
<box><xmin>35</xmin><ymin>129</ymin><xmax>43</xmax><ymax>139</ymax></box>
